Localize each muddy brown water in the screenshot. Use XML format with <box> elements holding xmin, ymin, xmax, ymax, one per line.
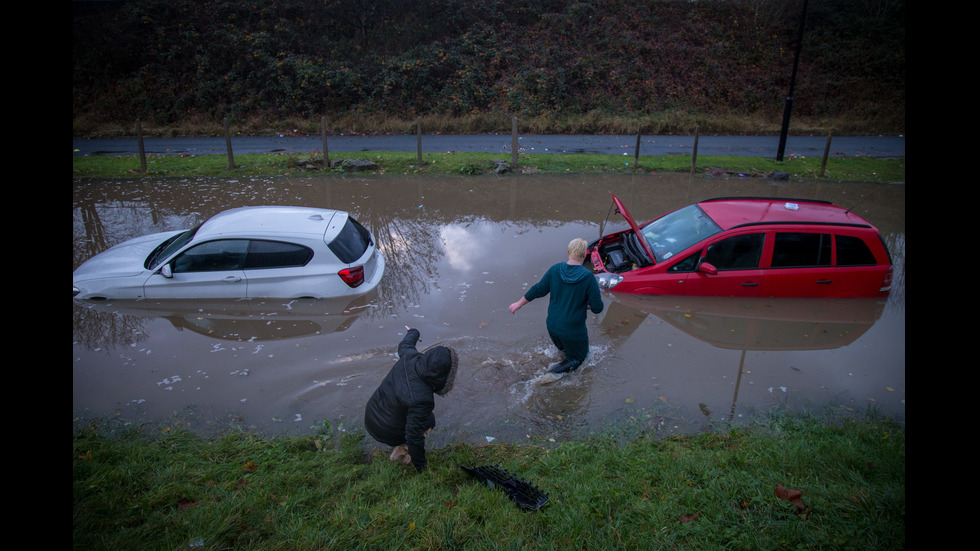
<box><xmin>73</xmin><ymin>173</ymin><xmax>905</xmax><ymax>445</ymax></box>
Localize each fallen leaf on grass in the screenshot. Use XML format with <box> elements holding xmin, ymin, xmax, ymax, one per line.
<box><xmin>679</xmin><ymin>512</ymin><xmax>700</xmax><ymax>523</ymax></box>
<box><xmin>774</xmin><ymin>485</ymin><xmax>811</xmax><ymax>515</ymax></box>
<box><xmin>242</xmin><ymin>460</ymin><xmax>257</xmax><ymax>472</ymax></box>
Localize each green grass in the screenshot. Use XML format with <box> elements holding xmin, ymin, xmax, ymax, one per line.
<box><xmin>73</xmin><ymin>412</ymin><xmax>905</xmax><ymax>550</ymax></box>
<box><xmin>72</xmin><ymin>150</ymin><xmax>905</xmax><ymax>183</ymax></box>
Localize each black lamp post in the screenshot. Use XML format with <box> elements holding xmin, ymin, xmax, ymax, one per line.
<box><xmin>777</xmin><ymin>0</ymin><xmax>809</xmax><ymax>161</ymax></box>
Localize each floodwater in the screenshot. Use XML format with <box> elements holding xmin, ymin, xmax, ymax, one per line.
<box><xmin>73</xmin><ymin>173</ymin><xmax>905</xmax><ymax>445</ymax></box>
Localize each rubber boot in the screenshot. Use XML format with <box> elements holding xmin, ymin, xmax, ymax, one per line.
<box><xmin>548</xmin><ymin>358</ymin><xmax>578</xmax><ymax>374</ymax></box>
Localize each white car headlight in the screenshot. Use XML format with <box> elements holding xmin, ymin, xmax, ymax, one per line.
<box><xmin>596</xmin><ymin>273</ymin><xmax>623</xmax><ymax>290</ymax></box>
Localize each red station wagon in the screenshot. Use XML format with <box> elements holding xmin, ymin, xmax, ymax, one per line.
<box><xmin>588</xmin><ymin>195</ymin><xmax>893</xmax><ymax>298</ymax></box>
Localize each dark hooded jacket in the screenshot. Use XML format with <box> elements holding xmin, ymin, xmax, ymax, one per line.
<box><xmin>525</xmin><ymin>262</ymin><xmax>604</xmax><ymax>339</ymax></box>
<box><xmin>364</xmin><ymin>329</ymin><xmax>457</xmax><ymax>472</ymax></box>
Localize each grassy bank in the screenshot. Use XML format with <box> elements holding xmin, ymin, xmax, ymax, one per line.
<box><xmin>73</xmin><ymin>412</ymin><xmax>905</xmax><ymax>550</ymax></box>
<box><xmin>74</xmin><ymin>110</ymin><xmax>901</xmax><ymax>139</ymax></box>
<box><xmin>72</xmin><ymin>151</ymin><xmax>905</xmax><ymax>183</ymax></box>
<box><xmin>74</xmin><ymin>1</ymin><xmax>905</xmax><ymax>136</ymax></box>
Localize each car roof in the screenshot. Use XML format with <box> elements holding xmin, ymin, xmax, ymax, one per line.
<box><xmin>195</xmin><ymin>206</ymin><xmax>347</xmax><ymax>241</ymax></box>
<box><xmin>696</xmin><ymin>197</ymin><xmax>875</xmax><ymax>231</ymax></box>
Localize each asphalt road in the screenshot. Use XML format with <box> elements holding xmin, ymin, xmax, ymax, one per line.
<box><xmin>73</xmin><ymin>134</ymin><xmax>905</xmax><ymax>158</ymax></box>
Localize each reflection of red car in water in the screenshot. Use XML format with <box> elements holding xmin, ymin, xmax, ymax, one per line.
<box><xmin>588</xmin><ymin>195</ymin><xmax>893</xmax><ymax>298</ymax></box>
<box><xmin>602</xmin><ymin>294</ymin><xmax>886</xmax><ymax>351</ymax></box>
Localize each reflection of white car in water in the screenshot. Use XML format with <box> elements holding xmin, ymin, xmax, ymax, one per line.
<box><xmin>73</xmin><ymin>206</ymin><xmax>385</xmax><ymax>300</ymax></box>
<box><xmin>75</xmin><ymin>294</ymin><xmax>377</xmax><ymax>342</ymax></box>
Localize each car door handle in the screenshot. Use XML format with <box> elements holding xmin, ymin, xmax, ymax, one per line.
<box><xmin>222</xmin><ymin>276</ymin><xmax>243</xmax><ymax>283</ymax></box>
<box><xmin>741</xmin><ymin>282</ymin><xmax>759</xmax><ymax>287</ymax></box>
<box><xmin>816</xmin><ymin>279</ymin><xmax>833</xmax><ymax>284</ymax></box>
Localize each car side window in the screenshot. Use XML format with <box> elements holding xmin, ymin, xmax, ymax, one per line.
<box><xmin>702</xmin><ymin>233</ymin><xmax>764</xmax><ymax>270</ymax></box>
<box><xmin>667</xmin><ymin>251</ymin><xmax>701</xmax><ymax>273</ymax></box>
<box><xmin>771</xmin><ymin>232</ymin><xmax>832</xmax><ymax>267</ymax></box>
<box><xmin>836</xmin><ymin>235</ymin><xmax>877</xmax><ymax>266</ymax></box>
<box><xmin>172</xmin><ymin>239</ymin><xmax>248</xmax><ymax>273</ymax></box>
<box><xmin>244</xmin><ymin>240</ymin><xmax>313</xmax><ymax>269</ymax></box>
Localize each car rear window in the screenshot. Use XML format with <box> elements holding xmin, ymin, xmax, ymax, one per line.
<box><xmin>836</xmin><ymin>235</ymin><xmax>878</xmax><ymax>266</ymax></box>
<box><xmin>328</xmin><ymin>217</ymin><xmax>373</xmax><ymax>263</ymax></box>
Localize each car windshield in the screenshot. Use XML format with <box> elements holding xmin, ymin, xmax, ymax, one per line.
<box><xmin>144</xmin><ymin>225</ymin><xmax>201</xmax><ymax>269</ymax></box>
<box><xmin>640</xmin><ymin>204</ymin><xmax>722</xmax><ymax>262</ymax></box>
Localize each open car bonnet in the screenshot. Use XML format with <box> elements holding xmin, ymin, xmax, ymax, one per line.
<box><xmin>608</xmin><ymin>193</ymin><xmax>656</xmax><ymax>262</ymax></box>
<box><xmin>73</xmin><ymin>230</ymin><xmax>182</xmax><ymax>281</ymax></box>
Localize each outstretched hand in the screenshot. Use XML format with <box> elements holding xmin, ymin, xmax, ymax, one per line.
<box><xmin>510</xmin><ymin>296</ymin><xmax>530</xmax><ymax>314</ymax></box>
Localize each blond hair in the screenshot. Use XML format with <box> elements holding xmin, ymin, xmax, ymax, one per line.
<box><xmin>568</xmin><ymin>238</ymin><xmax>588</xmax><ymax>260</ymax></box>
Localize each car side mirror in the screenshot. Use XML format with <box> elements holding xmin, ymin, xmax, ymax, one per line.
<box><xmin>697</xmin><ymin>261</ymin><xmax>718</xmax><ymax>275</ymax></box>
<box><xmin>160</xmin><ymin>263</ymin><xmax>174</xmax><ymax>278</ymax></box>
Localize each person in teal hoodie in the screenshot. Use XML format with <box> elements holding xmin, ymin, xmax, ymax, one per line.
<box><xmin>509</xmin><ymin>238</ymin><xmax>604</xmax><ymax>373</ymax></box>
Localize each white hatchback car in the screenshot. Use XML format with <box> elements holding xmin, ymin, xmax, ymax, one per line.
<box><xmin>73</xmin><ymin>206</ymin><xmax>385</xmax><ymax>300</ymax></box>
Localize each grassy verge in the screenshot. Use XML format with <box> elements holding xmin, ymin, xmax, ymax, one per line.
<box><xmin>72</xmin><ymin>151</ymin><xmax>905</xmax><ymax>183</ymax></box>
<box><xmin>74</xmin><ymin>110</ymin><xmax>905</xmax><ymax>139</ymax></box>
<box><xmin>73</xmin><ymin>412</ymin><xmax>904</xmax><ymax>550</ymax></box>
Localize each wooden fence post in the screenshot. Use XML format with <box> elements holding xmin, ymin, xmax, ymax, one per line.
<box><xmin>321</xmin><ymin>116</ymin><xmax>330</xmax><ymax>167</ymax></box>
<box><xmin>136</xmin><ymin>119</ymin><xmax>147</xmax><ymax>173</ymax></box>
<box><xmin>819</xmin><ymin>131</ymin><xmax>832</xmax><ymax>178</ymax></box>
<box><xmin>690</xmin><ymin>125</ymin><xmax>700</xmax><ymax>175</ymax></box>
<box><xmin>511</xmin><ymin>117</ymin><xmax>519</xmax><ymax>168</ymax></box>
<box><xmin>633</xmin><ymin>131</ymin><xmax>641</xmax><ymax>172</ymax></box>
<box><xmin>224</xmin><ymin>118</ymin><xmax>236</xmax><ymax>169</ymax></box>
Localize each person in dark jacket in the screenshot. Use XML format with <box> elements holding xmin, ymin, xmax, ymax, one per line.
<box><xmin>509</xmin><ymin>238</ymin><xmax>604</xmax><ymax>373</ymax></box>
<box><xmin>364</xmin><ymin>326</ymin><xmax>458</xmax><ymax>472</ymax></box>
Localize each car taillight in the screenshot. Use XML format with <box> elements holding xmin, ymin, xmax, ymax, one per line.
<box><xmin>879</xmin><ymin>266</ymin><xmax>893</xmax><ymax>293</ymax></box>
<box><xmin>339</xmin><ymin>266</ymin><xmax>365</xmax><ymax>288</ymax></box>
